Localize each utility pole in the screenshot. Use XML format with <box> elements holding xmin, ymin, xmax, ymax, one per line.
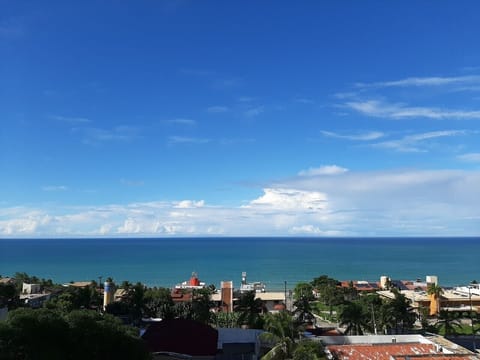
<box><xmin>469</xmin><ymin>284</ymin><xmax>476</xmax><ymax>352</ymax></box>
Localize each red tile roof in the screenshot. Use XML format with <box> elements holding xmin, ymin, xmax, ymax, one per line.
<box><xmin>327</xmin><ymin>343</ymin><xmax>440</xmax><ymax>360</ymax></box>
<box><xmin>394</xmin><ymin>357</ymin><xmax>477</xmax><ymax>360</ymax></box>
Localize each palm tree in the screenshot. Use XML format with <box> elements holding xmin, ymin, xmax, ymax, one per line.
<box><xmin>338</xmin><ymin>301</ymin><xmax>370</xmax><ymax>335</ymax></box>
<box><xmin>436</xmin><ymin>310</ymin><xmax>461</xmax><ymax>336</ymax></box>
<box><xmin>386</xmin><ymin>290</ymin><xmax>416</xmax><ymax>334</ymax></box>
<box><xmin>235</xmin><ymin>291</ymin><xmax>266</xmax><ymax>329</ymax></box>
<box><xmin>261</xmin><ymin>311</ymin><xmax>299</xmax><ymax>360</ymax></box>
<box><xmin>293</xmin><ymin>295</ymin><xmax>314</xmax><ymax>325</ymax></box>
<box><xmin>427</xmin><ymin>284</ymin><xmax>444</xmax><ymax>316</ymax></box>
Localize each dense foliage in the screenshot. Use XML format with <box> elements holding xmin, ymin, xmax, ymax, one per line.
<box><xmin>0</xmin><ymin>308</ymin><xmax>150</xmax><ymax>360</ymax></box>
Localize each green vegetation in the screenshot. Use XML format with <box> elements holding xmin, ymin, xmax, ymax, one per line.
<box><xmin>3</xmin><ymin>272</ymin><xmax>479</xmax><ymax>359</ymax></box>
<box><xmin>0</xmin><ymin>308</ymin><xmax>150</xmax><ymax>360</ymax></box>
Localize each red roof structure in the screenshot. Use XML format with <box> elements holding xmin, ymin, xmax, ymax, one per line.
<box><xmin>327</xmin><ymin>343</ymin><xmax>442</xmax><ymax>360</ymax></box>
<box><xmin>142</xmin><ymin>319</ymin><xmax>218</xmax><ymax>356</ymax></box>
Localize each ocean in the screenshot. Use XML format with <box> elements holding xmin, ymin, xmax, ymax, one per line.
<box><xmin>0</xmin><ymin>237</ymin><xmax>478</xmax><ymax>290</ymax></box>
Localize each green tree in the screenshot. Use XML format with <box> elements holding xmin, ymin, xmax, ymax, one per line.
<box><xmin>143</xmin><ymin>287</ymin><xmax>174</xmax><ymax>319</ymax></box>
<box><xmin>0</xmin><ymin>308</ymin><xmax>149</xmax><ymax>359</ymax></box>
<box><xmin>293</xmin><ymin>295</ymin><xmax>314</xmax><ymax>325</ymax></box>
<box><xmin>213</xmin><ymin>311</ymin><xmax>241</xmax><ymax>328</ymax></box>
<box><xmin>293</xmin><ymin>340</ymin><xmax>325</xmax><ymax>360</ymax></box>
<box><xmin>261</xmin><ymin>311</ymin><xmax>300</xmax><ymax>360</ymax></box>
<box><xmin>311</xmin><ymin>275</ymin><xmax>343</xmax><ymax>316</ymax></box>
<box><xmin>293</xmin><ymin>282</ymin><xmax>314</xmax><ymax>301</ymax></box>
<box><xmin>381</xmin><ymin>290</ymin><xmax>416</xmax><ymax>334</ymax></box>
<box><xmin>191</xmin><ymin>287</ymin><xmax>215</xmax><ymax>324</ymax></box>
<box><xmin>235</xmin><ymin>291</ymin><xmax>266</xmax><ymax>329</ymax></box>
<box><xmin>435</xmin><ymin>310</ymin><xmax>461</xmax><ymax>336</ymax></box>
<box><xmin>0</xmin><ymin>283</ymin><xmax>18</xmax><ymax>309</ymax></box>
<box><xmin>339</xmin><ymin>301</ymin><xmax>370</xmax><ymax>335</ymax></box>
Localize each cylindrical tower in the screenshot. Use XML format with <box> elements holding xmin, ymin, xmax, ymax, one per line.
<box><xmin>103</xmin><ymin>281</ymin><xmax>114</xmax><ymax>310</ymax></box>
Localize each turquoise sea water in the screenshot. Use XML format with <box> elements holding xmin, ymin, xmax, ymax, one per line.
<box><xmin>0</xmin><ymin>237</ymin><xmax>479</xmax><ymax>290</ymax></box>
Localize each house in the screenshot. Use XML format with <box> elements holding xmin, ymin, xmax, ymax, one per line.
<box><xmin>320</xmin><ymin>334</ymin><xmax>477</xmax><ymax>360</ymax></box>
<box><xmin>22</xmin><ymin>283</ymin><xmax>41</xmax><ymax>294</ymax></box>
<box><xmin>142</xmin><ymin>319</ymin><xmax>218</xmax><ymax>359</ymax></box>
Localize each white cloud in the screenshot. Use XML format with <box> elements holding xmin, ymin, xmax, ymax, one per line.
<box><xmin>50</xmin><ymin>115</ymin><xmax>91</xmax><ymax>124</ymax></box>
<box><xmin>320</xmin><ymin>130</ymin><xmax>385</xmax><ymax>141</ymax></box>
<box><xmin>244</xmin><ymin>106</ymin><xmax>264</xmax><ymax>117</ymax></box>
<box><xmin>245</xmin><ymin>188</ymin><xmax>327</xmax><ymax>211</ymax></box>
<box><xmin>457</xmin><ymin>153</ymin><xmax>480</xmax><ymax>162</ymax></box>
<box><xmin>42</xmin><ymin>185</ymin><xmax>68</xmax><ymax>192</ymax></box>
<box><xmin>293</xmin><ymin>98</ymin><xmax>314</xmax><ymax>104</ymax></box>
<box><xmin>120</xmin><ymin>179</ymin><xmax>144</xmax><ymax>187</ymax></box>
<box><xmin>165</xmin><ymin>118</ymin><xmax>196</xmax><ymax>126</ymax></box>
<box><xmin>372</xmin><ymin>130</ymin><xmax>469</xmax><ymax>152</ymax></box>
<box><xmin>80</xmin><ymin>126</ymin><xmax>140</xmax><ymax>144</ymax></box>
<box><xmin>289</xmin><ymin>225</ymin><xmax>343</xmax><ymax>236</ymax></box>
<box><xmin>298</xmin><ymin>165</ymin><xmax>349</xmax><ymax>176</ymax></box>
<box><xmin>167</xmin><ymin>136</ymin><xmax>210</xmax><ymax>145</ymax></box>
<box><xmin>2</xmin><ymin>168</ymin><xmax>480</xmax><ymax>237</ymax></box>
<box><xmin>207</xmin><ymin>106</ymin><xmax>229</xmax><ymax>113</ymax></box>
<box><xmin>175</xmin><ymin>200</ymin><xmax>205</xmax><ymax>208</ymax></box>
<box><xmin>345</xmin><ymin>100</ymin><xmax>480</xmax><ymax>120</ymax></box>
<box><xmin>356</xmin><ymin>75</ymin><xmax>480</xmax><ymax>89</ymax></box>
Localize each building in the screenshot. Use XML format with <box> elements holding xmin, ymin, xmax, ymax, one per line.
<box><xmin>320</xmin><ymin>334</ymin><xmax>477</xmax><ymax>360</ymax></box>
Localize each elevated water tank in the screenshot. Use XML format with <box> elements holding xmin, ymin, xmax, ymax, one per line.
<box><xmin>426</xmin><ymin>275</ymin><xmax>438</xmax><ymax>285</ymax></box>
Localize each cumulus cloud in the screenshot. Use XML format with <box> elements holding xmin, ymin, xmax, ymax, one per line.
<box><xmin>245</xmin><ymin>188</ymin><xmax>327</xmax><ymax>211</ymax></box>
<box><xmin>2</xmin><ymin>168</ymin><xmax>480</xmax><ymax>237</ymax></box>
<box><xmin>174</xmin><ymin>200</ymin><xmax>205</xmax><ymax>208</ymax></box>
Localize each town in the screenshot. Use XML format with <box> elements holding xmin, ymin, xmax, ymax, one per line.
<box><xmin>1</xmin><ymin>271</ymin><xmax>480</xmax><ymax>359</ymax></box>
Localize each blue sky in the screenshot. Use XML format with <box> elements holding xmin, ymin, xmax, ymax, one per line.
<box><xmin>1</xmin><ymin>1</ymin><xmax>480</xmax><ymax>237</ymax></box>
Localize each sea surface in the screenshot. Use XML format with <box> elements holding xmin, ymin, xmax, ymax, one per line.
<box><xmin>0</xmin><ymin>237</ymin><xmax>479</xmax><ymax>290</ymax></box>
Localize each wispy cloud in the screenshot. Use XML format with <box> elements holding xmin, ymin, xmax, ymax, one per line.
<box><xmin>356</xmin><ymin>75</ymin><xmax>480</xmax><ymax>89</ymax></box>
<box><xmin>212</xmin><ymin>77</ymin><xmax>242</xmax><ymax>89</ymax></box>
<box><xmin>320</xmin><ymin>130</ymin><xmax>385</xmax><ymax>141</ymax></box>
<box><xmin>457</xmin><ymin>153</ymin><xmax>480</xmax><ymax>162</ymax></box>
<box><xmin>372</xmin><ymin>130</ymin><xmax>468</xmax><ymax>152</ymax></box>
<box><xmin>50</xmin><ymin>115</ymin><xmax>91</xmax><ymax>124</ymax></box>
<box><xmin>298</xmin><ymin>165</ymin><xmax>349</xmax><ymax>177</ymax></box>
<box><xmin>345</xmin><ymin>100</ymin><xmax>480</xmax><ymax>120</ymax></box>
<box><xmin>237</xmin><ymin>96</ymin><xmax>255</xmax><ymax>103</ymax></box>
<box><xmin>81</xmin><ymin>126</ymin><xmax>140</xmax><ymax>144</ymax></box>
<box><xmin>293</xmin><ymin>97</ymin><xmax>314</xmax><ymax>104</ymax></box>
<box><xmin>165</xmin><ymin>118</ymin><xmax>196</xmax><ymax>126</ymax></box>
<box><xmin>244</xmin><ymin>106</ymin><xmax>264</xmax><ymax>118</ymax></box>
<box><xmin>207</xmin><ymin>106</ymin><xmax>229</xmax><ymax>113</ymax></box>
<box><xmin>120</xmin><ymin>179</ymin><xmax>145</xmax><ymax>187</ymax></box>
<box><xmin>42</xmin><ymin>185</ymin><xmax>68</xmax><ymax>192</ymax></box>
<box><xmin>167</xmin><ymin>136</ymin><xmax>210</xmax><ymax>145</ymax></box>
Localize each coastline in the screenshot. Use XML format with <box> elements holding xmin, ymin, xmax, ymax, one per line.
<box><xmin>1</xmin><ymin>237</ymin><xmax>479</xmax><ymax>290</ymax></box>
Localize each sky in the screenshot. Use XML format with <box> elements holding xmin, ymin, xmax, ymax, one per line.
<box><xmin>1</xmin><ymin>1</ymin><xmax>480</xmax><ymax>237</ymax></box>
